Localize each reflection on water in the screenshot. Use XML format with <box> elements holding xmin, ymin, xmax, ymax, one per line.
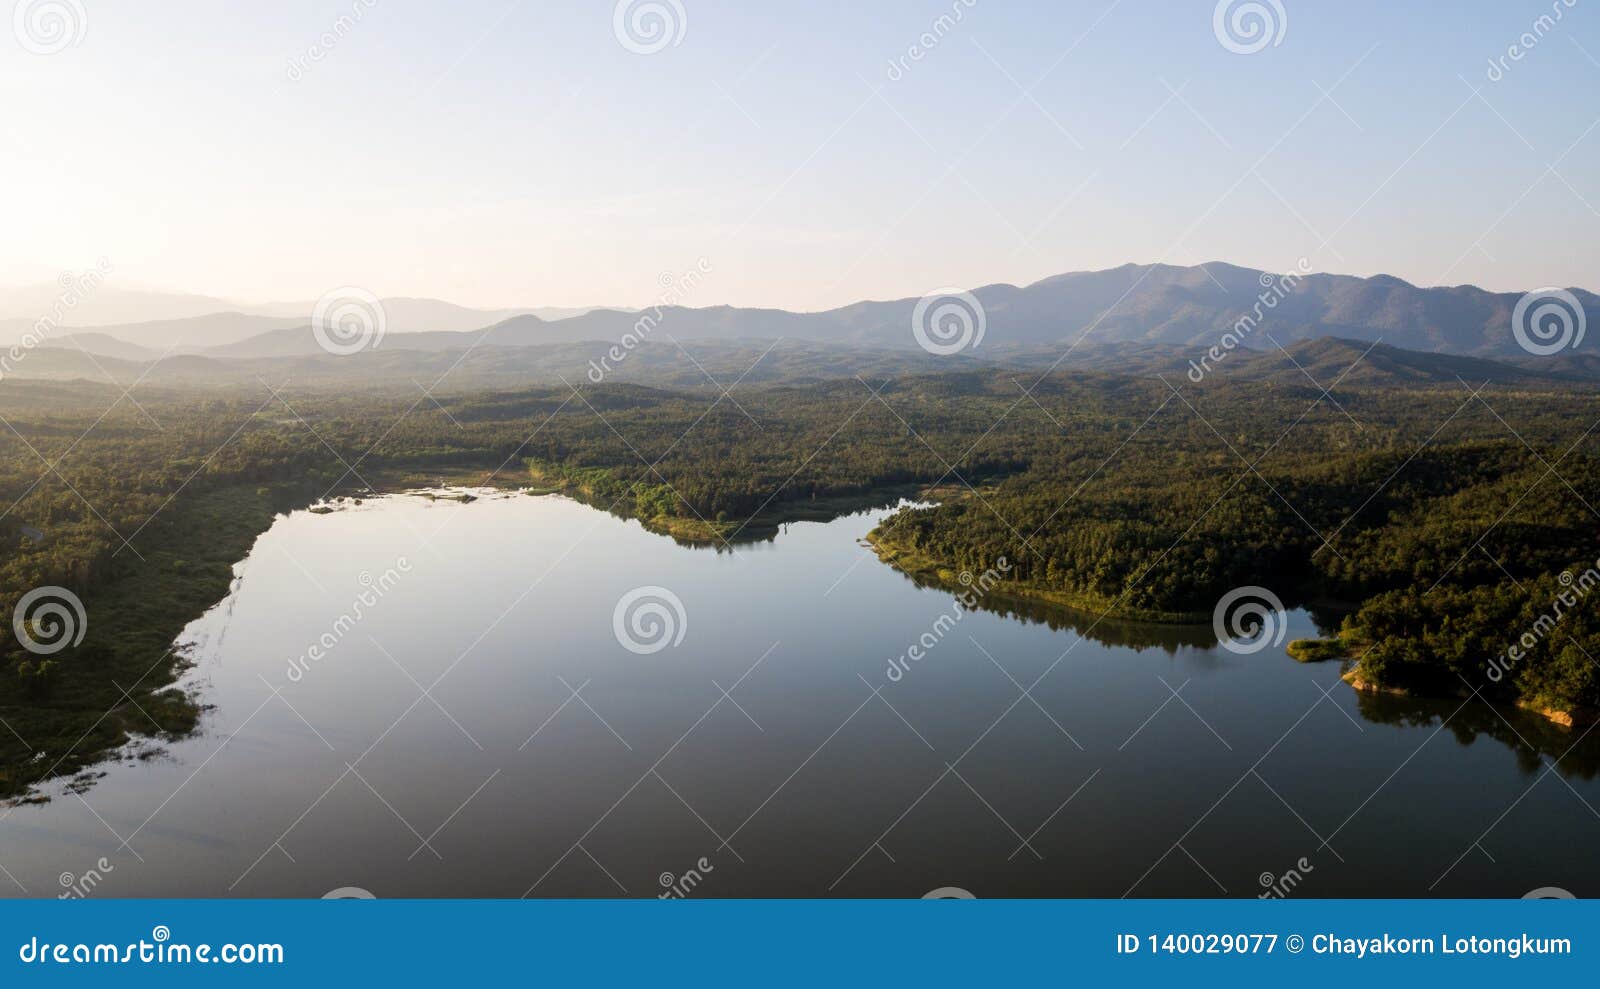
<box><xmin>2</xmin><ymin>492</ymin><xmax>1598</xmax><ymax>899</ymax></box>
<box><xmin>1353</xmin><ymin>688</ymin><xmax>1600</xmax><ymax>781</ymax></box>
<box><xmin>889</xmin><ymin>549</ymin><xmax>1600</xmax><ymax>780</ymax></box>
<box><xmin>885</xmin><ymin>563</ymin><xmax>1220</xmax><ymax>654</ymax></box>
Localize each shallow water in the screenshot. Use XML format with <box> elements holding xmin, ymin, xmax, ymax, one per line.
<box><xmin>3</xmin><ymin>492</ymin><xmax>1597</xmax><ymax>898</ymax></box>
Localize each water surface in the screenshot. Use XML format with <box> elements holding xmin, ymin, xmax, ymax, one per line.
<box><xmin>3</xmin><ymin>492</ymin><xmax>1597</xmax><ymax>898</ymax></box>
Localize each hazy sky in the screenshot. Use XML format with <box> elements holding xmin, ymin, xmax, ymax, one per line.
<box><xmin>4</xmin><ymin>0</ymin><xmax>1597</xmax><ymax>311</ymax></box>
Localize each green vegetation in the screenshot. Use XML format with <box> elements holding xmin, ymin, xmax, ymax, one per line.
<box><xmin>865</xmin><ymin>528</ymin><xmax>1211</xmax><ymax>624</ymax></box>
<box><xmin>0</xmin><ymin>483</ymin><xmax>296</xmax><ymax>796</ymax></box>
<box><xmin>1338</xmin><ymin>572</ymin><xmax>1600</xmax><ymax>725</ymax></box>
<box><xmin>5</xmin><ymin>348</ymin><xmax>1600</xmax><ymax>795</ymax></box>
<box><xmin>524</xmin><ymin>460</ymin><xmax>738</xmax><ymax>543</ymax></box>
<box><xmin>1287</xmin><ymin>637</ymin><xmax>1349</xmax><ymax>662</ymax></box>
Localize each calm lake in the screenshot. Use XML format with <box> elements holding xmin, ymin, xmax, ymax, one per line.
<box><xmin>3</xmin><ymin>492</ymin><xmax>1598</xmax><ymax>898</ymax></box>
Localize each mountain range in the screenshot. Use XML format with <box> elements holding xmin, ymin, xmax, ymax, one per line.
<box><xmin>5</xmin><ymin>262</ymin><xmax>1595</xmax><ymax>369</ymax></box>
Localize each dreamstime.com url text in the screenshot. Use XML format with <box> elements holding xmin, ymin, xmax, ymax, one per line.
<box><xmin>18</xmin><ymin>927</ymin><xmax>284</xmax><ymax>966</ymax></box>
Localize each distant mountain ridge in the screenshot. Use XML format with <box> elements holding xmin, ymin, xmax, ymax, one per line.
<box><xmin>12</xmin><ymin>262</ymin><xmax>1597</xmax><ymax>361</ymax></box>
<box><xmin>174</xmin><ymin>262</ymin><xmax>1600</xmax><ymax>361</ymax></box>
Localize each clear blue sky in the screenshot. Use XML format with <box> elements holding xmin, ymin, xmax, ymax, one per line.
<box><xmin>4</xmin><ymin>0</ymin><xmax>1596</xmax><ymax>310</ymax></box>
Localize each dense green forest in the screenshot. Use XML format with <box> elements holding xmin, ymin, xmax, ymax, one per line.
<box><xmin>2</xmin><ymin>350</ymin><xmax>1598</xmax><ymax>795</ymax></box>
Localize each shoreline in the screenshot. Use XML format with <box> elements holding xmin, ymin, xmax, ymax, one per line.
<box><xmin>2</xmin><ymin>462</ymin><xmax>531</xmax><ymax>801</ymax></box>
<box><xmin>1</xmin><ymin>483</ymin><xmax>294</xmax><ymax>801</ymax></box>
<box><xmin>1341</xmin><ymin>666</ymin><xmax>1594</xmax><ymax>729</ymax></box>
<box><xmin>523</xmin><ymin>460</ymin><xmax>936</xmax><ymax>545</ymax></box>
<box><xmin>867</xmin><ymin>528</ymin><xmax>1597</xmax><ymax>732</ymax></box>
<box><xmin>863</xmin><ymin>529</ymin><xmax>1213</xmax><ymax>625</ymax></box>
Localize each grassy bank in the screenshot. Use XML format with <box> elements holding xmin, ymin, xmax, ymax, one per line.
<box><xmin>1287</xmin><ymin>637</ymin><xmax>1350</xmax><ymax>662</ymax></box>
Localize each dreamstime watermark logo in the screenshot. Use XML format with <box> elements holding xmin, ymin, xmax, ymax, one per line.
<box><xmin>612</xmin><ymin>585</ymin><xmax>687</xmax><ymax>655</ymax></box>
<box><xmin>311</xmin><ymin>286</ymin><xmax>388</xmax><ymax>356</ymax></box>
<box><xmin>12</xmin><ymin>0</ymin><xmax>86</xmax><ymax>55</ymax></box>
<box><xmin>1486</xmin><ymin>0</ymin><xmax>1579</xmax><ymax>82</ymax></box>
<box><xmin>285</xmin><ymin>559</ymin><xmax>411</xmax><ymax>682</ymax></box>
<box><xmin>612</xmin><ymin>0</ymin><xmax>685</xmax><ymax>55</ymax></box>
<box><xmin>1</xmin><ymin>258</ymin><xmax>113</xmax><ymax>383</ymax></box>
<box><xmin>1212</xmin><ymin>0</ymin><xmax>1286</xmax><ymax>54</ymax></box>
<box><xmin>922</xmin><ymin>886</ymin><xmax>976</xmax><ymax>899</ymax></box>
<box><xmin>285</xmin><ymin>0</ymin><xmax>378</xmax><ymax>82</ymax></box>
<box><xmin>12</xmin><ymin>585</ymin><xmax>87</xmax><ymax>655</ymax></box>
<box><xmin>1511</xmin><ymin>287</ymin><xmax>1586</xmax><ymax>356</ymax></box>
<box><xmin>322</xmin><ymin>886</ymin><xmax>376</xmax><ymax>899</ymax></box>
<box><xmin>885</xmin><ymin>0</ymin><xmax>978</xmax><ymax>81</ymax></box>
<box><xmin>1186</xmin><ymin>259</ymin><xmax>1312</xmax><ymax>382</ymax></box>
<box><xmin>658</xmin><ymin>856</ymin><xmax>714</xmax><ymax>899</ymax></box>
<box><xmin>1487</xmin><ymin>558</ymin><xmax>1600</xmax><ymax>684</ymax></box>
<box><xmin>1524</xmin><ymin>886</ymin><xmax>1576</xmax><ymax>899</ymax></box>
<box><xmin>586</xmin><ymin>258</ymin><xmax>712</xmax><ymax>383</ymax></box>
<box><xmin>58</xmin><ymin>857</ymin><xmax>114</xmax><ymax>900</ymax></box>
<box><xmin>885</xmin><ymin>559</ymin><xmax>1011</xmax><ymax>683</ymax></box>
<box><xmin>911</xmin><ymin>289</ymin><xmax>986</xmax><ymax>356</ymax></box>
<box><xmin>1212</xmin><ymin>586</ymin><xmax>1287</xmax><ymax>656</ymax></box>
<box><xmin>1258</xmin><ymin>856</ymin><xmax>1314</xmax><ymax>898</ymax></box>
